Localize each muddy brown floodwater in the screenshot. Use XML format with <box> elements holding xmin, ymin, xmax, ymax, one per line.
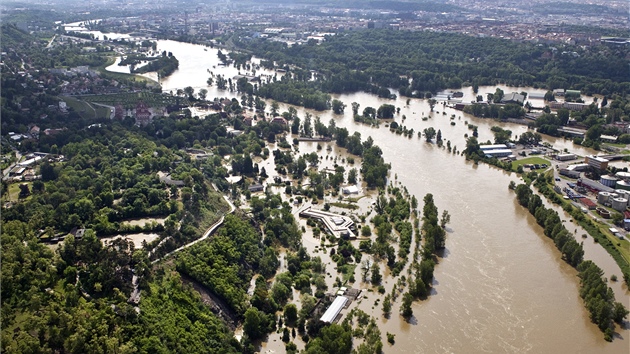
<box><xmin>102</xmin><ymin>38</ymin><xmax>629</xmax><ymax>353</ymax></box>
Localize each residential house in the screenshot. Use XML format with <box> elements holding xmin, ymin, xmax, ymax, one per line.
<box><xmin>248</xmin><ymin>184</ymin><xmax>264</xmax><ymax>192</ymax></box>
<box><xmin>135</xmin><ymin>101</ymin><xmax>152</xmax><ymax>126</ymax></box>
<box><xmin>270</xmin><ymin>116</ymin><xmax>288</xmax><ymax>125</ymax></box>
<box><xmin>29</xmin><ymin>125</ymin><xmax>40</xmax><ymax>138</ymax></box>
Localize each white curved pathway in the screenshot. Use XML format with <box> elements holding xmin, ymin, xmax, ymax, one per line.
<box><xmin>151</xmin><ymin>194</ymin><xmax>236</xmax><ymax>264</ymax></box>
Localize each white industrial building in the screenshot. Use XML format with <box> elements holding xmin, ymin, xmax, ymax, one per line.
<box><xmin>342</xmin><ymin>185</ymin><xmax>359</xmax><ymax>195</ymax></box>
<box><xmin>320</xmin><ymin>296</ymin><xmax>348</xmax><ymax>323</ymax></box>
<box><xmin>484</xmin><ymin>149</ymin><xmax>513</xmax><ymax>158</ymax></box>
<box><xmin>556</xmin><ymin>153</ymin><xmax>577</xmax><ymax>161</ymax></box>
<box><xmin>18</xmin><ymin>156</ymin><xmax>43</xmax><ymax>167</ymax></box>
<box><xmin>479</xmin><ymin>144</ymin><xmax>508</xmax><ymax>151</ymax></box>
<box><xmin>585</xmin><ymin>155</ymin><xmax>609</xmax><ymax>171</ymax></box>
<box><xmin>299</xmin><ymin>206</ymin><xmax>356</xmax><ymax>239</ymax></box>
<box><xmin>560</xmin><ymin>168</ymin><xmax>581</xmax><ymax>178</ymax></box>
<box><xmin>567</xmin><ymin>163</ymin><xmax>589</xmax><ymax>171</ymax></box>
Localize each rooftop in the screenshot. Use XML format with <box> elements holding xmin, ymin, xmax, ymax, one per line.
<box><xmin>320</xmin><ymin>296</ymin><xmax>348</xmax><ymax>323</ymax></box>
<box><xmin>479</xmin><ymin>144</ymin><xmax>508</xmax><ymax>150</ymax></box>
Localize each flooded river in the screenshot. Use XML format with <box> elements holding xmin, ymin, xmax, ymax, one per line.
<box><xmin>103</xmin><ymin>38</ymin><xmax>629</xmax><ymax>352</ymax></box>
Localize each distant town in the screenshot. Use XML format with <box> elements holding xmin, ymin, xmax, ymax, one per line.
<box><xmin>4</xmin><ymin>0</ymin><xmax>629</xmax><ymax>46</ymax></box>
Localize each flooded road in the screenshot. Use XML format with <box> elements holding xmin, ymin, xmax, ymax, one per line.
<box><xmin>107</xmin><ymin>38</ymin><xmax>629</xmax><ymax>352</ymax></box>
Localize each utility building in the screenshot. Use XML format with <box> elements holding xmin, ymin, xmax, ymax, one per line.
<box><xmin>320</xmin><ymin>296</ymin><xmax>348</xmax><ymax>323</ymax></box>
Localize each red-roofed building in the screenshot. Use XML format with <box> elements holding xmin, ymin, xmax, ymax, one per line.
<box><xmin>580</xmin><ymin>198</ymin><xmax>597</xmax><ymax>210</ymax></box>
<box><xmin>270</xmin><ymin>116</ymin><xmax>287</xmax><ymax>125</ymax></box>
<box><xmin>135</xmin><ymin>101</ymin><xmax>152</xmax><ymax>126</ymax></box>
<box><xmin>30</xmin><ymin>125</ymin><xmax>40</xmax><ymax>136</ymax></box>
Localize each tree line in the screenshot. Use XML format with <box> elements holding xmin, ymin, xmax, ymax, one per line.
<box><xmin>234</xmin><ymin>29</ymin><xmax>630</xmax><ymax>97</ymax></box>
<box><xmin>513</xmin><ymin>181</ymin><xmax>627</xmax><ymax>340</ymax></box>
<box><xmin>400</xmin><ymin>193</ymin><xmax>450</xmax><ymax>318</ymax></box>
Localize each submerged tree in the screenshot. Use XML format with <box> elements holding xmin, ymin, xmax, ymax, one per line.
<box><xmin>423</xmin><ymin>127</ymin><xmax>436</xmax><ymax>142</ymax></box>
<box><xmin>332</xmin><ymin>99</ymin><xmax>346</xmax><ymax>114</ymax></box>
<box><xmin>428</xmin><ymin>99</ymin><xmax>437</xmax><ymax>112</ymax></box>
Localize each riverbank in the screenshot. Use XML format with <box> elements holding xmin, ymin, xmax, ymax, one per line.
<box><xmin>533</xmin><ymin>178</ymin><xmax>630</xmax><ymax>284</ymax></box>
<box><xmin>69</xmin><ymin>33</ymin><xmax>630</xmax><ymax>353</ymax></box>
<box><xmin>95</xmin><ymin>56</ymin><xmax>159</xmax><ymax>86</ymax></box>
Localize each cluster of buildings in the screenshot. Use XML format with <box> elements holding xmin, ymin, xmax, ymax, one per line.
<box><xmin>4</xmin><ymin>152</ymin><xmax>62</xmax><ymax>182</ymax></box>
<box><xmin>555</xmin><ymin>153</ymin><xmax>630</xmax><ymax>231</ymax></box>
<box><xmin>593</xmin><ymin>189</ymin><xmax>630</xmax><ymax>233</ymax></box>
<box><xmin>111</xmin><ymin>101</ymin><xmax>168</xmax><ymax>126</ymax></box>
<box><xmin>598</xmin><ymin>170</ymin><xmax>630</xmax><ymax>191</ymax></box>
<box><xmin>7</xmin><ymin>121</ymin><xmax>68</xmax><ymax>143</ymax></box>
<box><xmin>319</xmin><ymin>286</ymin><xmax>362</xmax><ymax>323</ymax></box>
<box><xmin>560</xmin><ymin>155</ymin><xmax>629</xmax><ymax>189</ymax></box>
<box><xmin>30</xmin><ymin>0</ymin><xmax>625</xmax><ymax>51</ymax></box>
<box><xmin>48</xmin><ymin>64</ymin><xmax>135</xmax><ymax>96</ymax></box>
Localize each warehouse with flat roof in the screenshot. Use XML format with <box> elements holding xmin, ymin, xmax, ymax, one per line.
<box><xmin>320</xmin><ymin>296</ymin><xmax>348</xmax><ymax>323</ymax></box>
<box><xmin>484</xmin><ymin>149</ymin><xmax>513</xmax><ymax>158</ymax></box>
<box><xmin>479</xmin><ymin>144</ymin><xmax>508</xmax><ymax>151</ymax></box>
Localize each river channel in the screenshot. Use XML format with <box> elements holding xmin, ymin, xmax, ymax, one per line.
<box><xmin>95</xmin><ymin>35</ymin><xmax>630</xmax><ymax>352</ymax></box>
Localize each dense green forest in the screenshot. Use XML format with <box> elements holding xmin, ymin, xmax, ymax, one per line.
<box><xmin>235</xmin><ymin>29</ymin><xmax>630</xmax><ymax>99</ymax></box>
<box><xmin>177</xmin><ymin>214</ymin><xmax>264</xmax><ymax>315</ymax></box>
<box><xmin>3</xmin><ymin>129</ymin><xmax>181</xmax><ymax>233</ymax></box>
<box><xmin>1</xmin><ymin>220</ymin><xmax>241</xmax><ymax>353</ymax></box>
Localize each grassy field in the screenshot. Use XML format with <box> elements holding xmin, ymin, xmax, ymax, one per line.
<box><xmin>60</xmin><ymin>96</ymin><xmax>111</xmax><ymax>119</ymax></box>
<box><xmin>511</xmin><ymin>156</ymin><xmax>551</xmax><ymax>171</ymax></box>
<box><xmin>603</xmin><ymin>142</ymin><xmax>629</xmax><ymax>149</ymax></box>
<box><xmin>79</xmin><ymin>91</ymin><xmax>178</xmax><ymax>109</ymax></box>
<box><xmin>338</xmin><ymin>264</ymin><xmax>357</xmax><ymax>282</ymax></box>
<box><xmin>329</xmin><ymin>202</ymin><xmax>359</xmax><ymax>210</ymax></box>
<box><xmin>598</xmin><ymin>223</ymin><xmax>630</xmax><ymax>264</ymax></box>
<box><xmin>3</xmin><ymin>182</ymin><xmax>32</xmax><ymax>202</ymax></box>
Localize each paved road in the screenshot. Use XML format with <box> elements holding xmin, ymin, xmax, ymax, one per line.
<box><xmin>151</xmin><ymin>195</ymin><xmax>235</xmax><ymax>264</ymax></box>
<box><xmin>2</xmin><ymin>151</ymin><xmax>22</xmax><ymax>181</ymax></box>
<box><xmin>46</xmin><ymin>35</ymin><xmax>57</xmax><ymax>49</ymax></box>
